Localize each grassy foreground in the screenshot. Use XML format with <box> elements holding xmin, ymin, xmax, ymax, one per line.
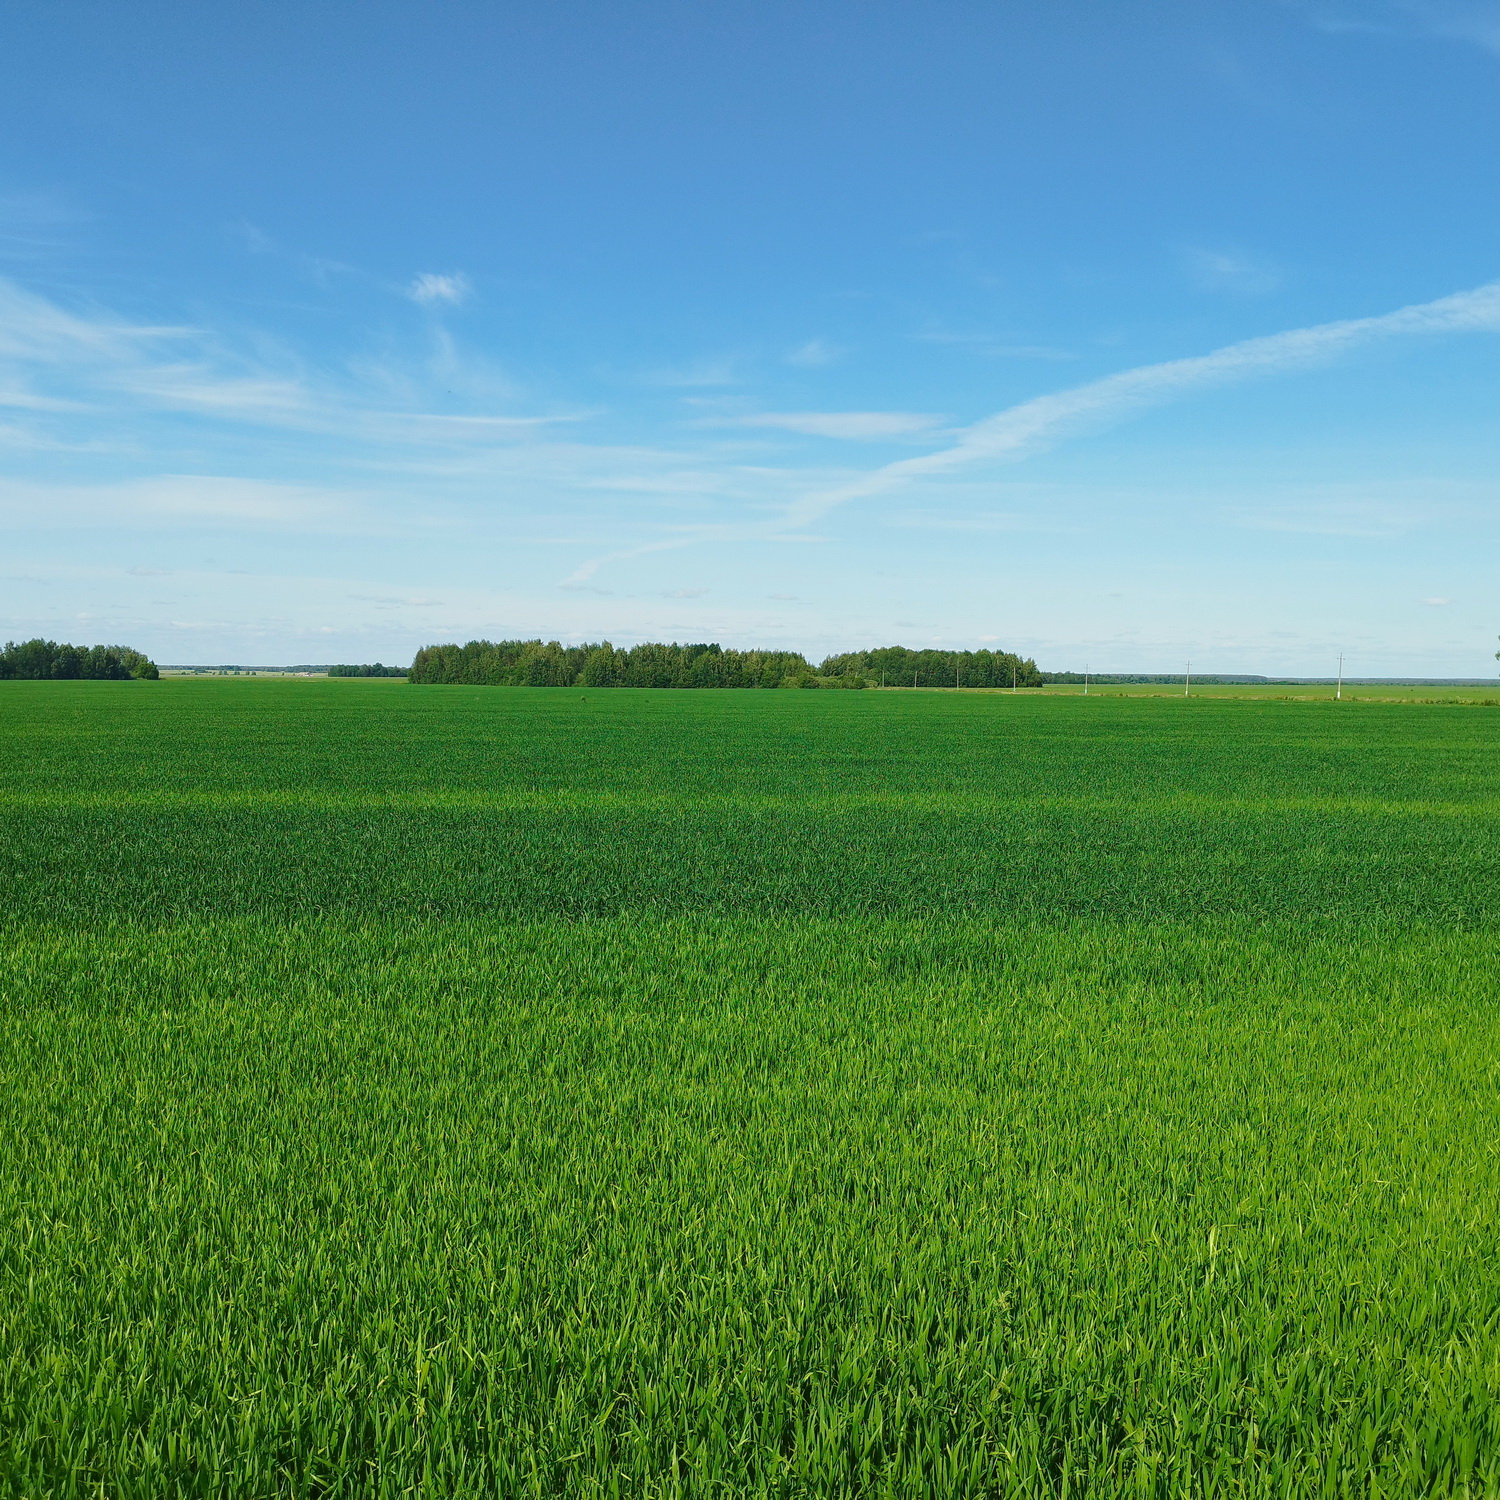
<box><xmin>2</xmin><ymin>681</ymin><xmax>1499</xmax><ymax>1497</ymax></box>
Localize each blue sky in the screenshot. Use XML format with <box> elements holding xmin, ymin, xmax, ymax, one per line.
<box><xmin>2</xmin><ymin>1</ymin><xmax>1499</xmax><ymax>673</ymax></box>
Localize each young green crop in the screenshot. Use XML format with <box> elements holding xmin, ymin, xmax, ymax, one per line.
<box><xmin>1</xmin><ymin>680</ymin><xmax>1498</xmax><ymax>1497</ymax></box>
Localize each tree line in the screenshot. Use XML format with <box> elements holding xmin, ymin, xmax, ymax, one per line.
<box><xmin>0</xmin><ymin>639</ymin><xmax>159</xmax><ymax>680</ymax></box>
<box><xmin>328</xmin><ymin>663</ymin><xmax>408</xmax><ymax>677</ymax></box>
<box><xmin>821</xmin><ymin>646</ymin><xmax>1043</xmax><ymax>689</ymax></box>
<box><xmin>410</xmin><ymin>640</ymin><xmax>819</xmax><ymax>688</ymax></box>
<box><xmin>408</xmin><ymin>639</ymin><xmax>1043</xmax><ymax>689</ymax></box>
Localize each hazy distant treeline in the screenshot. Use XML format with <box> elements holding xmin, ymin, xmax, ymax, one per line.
<box><xmin>0</xmin><ymin>639</ymin><xmax>159</xmax><ymax>681</ymax></box>
<box><xmin>327</xmin><ymin>663</ymin><xmax>408</xmax><ymax>677</ymax></box>
<box><xmin>409</xmin><ymin>639</ymin><xmax>1043</xmax><ymax>689</ymax></box>
<box><xmin>1042</xmin><ymin>672</ymin><xmax>1263</xmax><ymax>685</ymax></box>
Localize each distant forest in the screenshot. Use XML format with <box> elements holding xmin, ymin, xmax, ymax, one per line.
<box><xmin>408</xmin><ymin>639</ymin><xmax>1043</xmax><ymax>689</ymax></box>
<box><xmin>328</xmin><ymin>663</ymin><xmax>408</xmax><ymax>677</ymax></box>
<box><xmin>0</xmin><ymin>639</ymin><xmax>159</xmax><ymax>681</ymax></box>
<box><xmin>823</xmin><ymin>647</ymin><xmax>1043</xmax><ymax>689</ymax></box>
<box><xmin>411</xmin><ymin>640</ymin><xmax>817</xmax><ymax>688</ymax></box>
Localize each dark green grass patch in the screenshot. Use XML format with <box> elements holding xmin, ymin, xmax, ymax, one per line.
<box><xmin>2</xmin><ymin>680</ymin><xmax>1499</xmax><ymax>927</ymax></box>
<box><xmin>7</xmin><ymin>798</ymin><xmax>1498</xmax><ymax>926</ymax></box>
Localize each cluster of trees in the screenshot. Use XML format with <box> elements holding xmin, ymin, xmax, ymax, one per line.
<box><xmin>327</xmin><ymin>663</ymin><xmax>408</xmax><ymax>677</ymax></box>
<box><xmin>0</xmin><ymin>639</ymin><xmax>159</xmax><ymax>680</ymax></box>
<box><xmin>410</xmin><ymin>640</ymin><xmax>825</xmax><ymax>688</ymax></box>
<box><xmin>408</xmin><ymin>639</ymin><xmax>1045</xmax><ymax>689</ymax></box>
<box><xmin>820</xmin><ymin>646</ymin><xmax>1043</xmax><ymax>689</ymax></box>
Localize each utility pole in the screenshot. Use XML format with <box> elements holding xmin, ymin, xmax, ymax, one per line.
<box><xmin>1336</xmin><ymin>653</ymin><xmax>1343</xmax><ymax>701</ymax></box>
<box><xmin>1084</xmin><ymin>663</ymin><xmax>1089</xmax><ymax>697</ymax></box>
<box><xmin>1012</xmin><ymin>661</ymin><xmax>1017</xmax><ymax>693</ymax></box>
<box><xmin>1185</xmin><ymin>662</ymin><xmax>1191</xmax><ymax>698</ymax></box>
<box><xmin>956</xmin><ymin>658</ymin><xmax>961</xmax><ymax>690</ymax></box>
<box><xmin>913</xmin><ymin>669</ymin><xmax>918</xmax><ymax>689</ymax></box>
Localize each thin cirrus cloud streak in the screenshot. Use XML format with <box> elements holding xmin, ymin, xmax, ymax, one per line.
<box><xmin>1304</xmin><ymin>1</ymin><xmax>1500</xmax><ymax>54</ymax></box>
<box><xmin>8</xmin><ymin>270</ymin><xmax>1500</xmax><ymax>592</ymax></box>
<box><xmin>0</xmin><ymin>275</ymin><xmax>584</xmax><ymax>452</ymax></box>
<box><xmin>0</xmin><ymin>279</ymin><xmax>193</xmax><ymax>364</ymax></box>
<box><xmin>561</xmin><ymin>537</ymin><xmax>704</xmax><ymax>589</ymax></box>
<box><xmin>559</xmin><ymin>513</ymin><xmax>830</xmax><ymax>589</ymax></box>
<box><xmin>0</xmin><ymin>277</ymin><xmax>322</xmax><ymax>428</ymax></box>
<box><xmin>558</xmin><ymin>276</ymin><xmax>1500</xmax><ymax>584</ymax></box>
<box><xmin>778</xmin><ymin>278</ymin><xmax>1500</xmax><ymax>531</ymax></box>
<box><xmin>0</xmin><ymin>474</ymin><xmax>366</xmax><ymax>530</ymax></box>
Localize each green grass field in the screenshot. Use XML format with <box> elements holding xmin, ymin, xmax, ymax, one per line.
<box><xmin>3</xmin><ymin>679</ymin><xmax>1499</xmax><ymax>1497</ymax></box>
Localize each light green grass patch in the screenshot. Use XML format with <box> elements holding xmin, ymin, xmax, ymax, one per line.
<box><xmin>2</xmin><ymin>918</ymin><xmax>1499</xmax><ymax>1497</ymax></box>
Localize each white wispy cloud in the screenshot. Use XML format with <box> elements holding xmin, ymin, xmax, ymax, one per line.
<box><xmin>107</xmin><ymin>364</ymin><xmax>309</xmax><ymax>419</ymax></box>
<box><xmin>551</xmin><ymin>281</ymin><xmax>1500</xmax><ymax>584</ymax></box>
<box><xmin>560</xmin><ymin>536</ymin><xmax>700</xmax><ymax>589</ymax></box>
<box><xmin>1416</xmin><ymin>1</ymin><xmax>1500</xmax><ymax>53</ymax></box>
<box><xmin>0</xmin><ymin>275</ymin><xmax>578</xmax><ymax>447</ymax></box>
<box><xmin>0</xmin><ymin>385</ymin><xmax>86</xmax><ymax>412</ymax></box>
<box><xmin>0</xmin><ymin>279</ymin><xmax>190</xmax><ymax>363</ymax></box>
<box><xmin>728</xmin><ymin>411</ymin><xmax>946</xmax><ymax>440</ymax></box>
<box><xmin>408</xmin><ymin>272</ymin><xmax>472</xmax><ymax>307</ymax></box>
<box><xmin>8</xmin><ymin>268</ymin><xmax>1500</xmax><ymax>618</ymax></box>
<box><xmin>1304</xmin><ymin>1</ymin><xmax>1500</xmax><ymax>53</ymax></box>
<box><xmin>779</xmin><ymin>278</ymin><xmax>1500</xmax><ymax>529</ymax></box>
<box><xmin>0</xmin><ymin>276</ymin><xmax>320</xmax><ymax>433</ymax></box>
<box><xmin>0</xmin><ymin>475</ymin><xmax>364</xmax><ymax>531</ymax></box>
